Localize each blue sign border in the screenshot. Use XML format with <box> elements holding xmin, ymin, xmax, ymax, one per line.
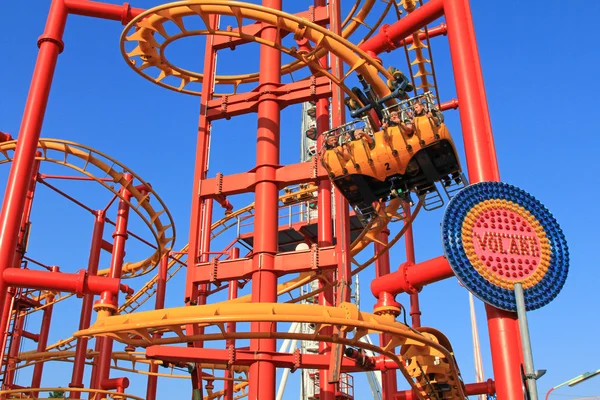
<box><xmin>442</xmin><ymin>182</ymin><xmax>568</xmax><ymax>311</ymax></box>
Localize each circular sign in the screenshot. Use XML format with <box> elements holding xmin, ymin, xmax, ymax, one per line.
<box><xmin>442</xmin><ymin>182</ymin><xmax>568</xmax><ymax>311</ymax></box>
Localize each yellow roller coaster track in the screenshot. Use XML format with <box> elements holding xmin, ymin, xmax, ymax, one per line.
<box><xmin>0</xmin><ymin>139</ymin><xmax>176</xmax><ymax>279</ymax></box>
<box><xmin>120</xmin><ymin>0</ymin><xmax>398</xmax><ymax>113</ymax></box>
<box><xmin>120</xmin><ymin>0</ymin><xmax>393</xmax><ymax>96</ymax></box>
<box><xmin>75</xmin><ymin>302</ymin><xmax>467</xmax><ymax>399</ymax></box>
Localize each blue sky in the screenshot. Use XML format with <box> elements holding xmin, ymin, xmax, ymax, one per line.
<box><xmin>0</xmin><ymin>0</ymin><xmax>599</xmax><ymax>399</ymax></box>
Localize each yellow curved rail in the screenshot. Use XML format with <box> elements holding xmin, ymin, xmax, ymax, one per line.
<box><xmin>75</xmin><ymin>302</ymin><xmax>467</xmax><ymax>399</ymax></box>
<box><xmin>0</xmin><ymin>139</ymin><xmax>175</xmax><ymax>278</ymax></box>
<box><xmin>120</xmin><ymin>0</ymin><xmax>396</xmax><ymax>110</ymax></box>
<box><xmin>120</xmin><ymin>0</ymin><xmax>391</xmax><ymax>95</ymax></box>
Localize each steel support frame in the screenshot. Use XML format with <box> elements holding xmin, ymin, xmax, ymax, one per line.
<box><xmin>360</xmin><ymin>0</ymin><xmax>524</xmax><ymax>397</ymax></box>
<box><xmin>0</xmin><ymin>0</ymin><xmax>524</xmax><ymax>397</ymax></box>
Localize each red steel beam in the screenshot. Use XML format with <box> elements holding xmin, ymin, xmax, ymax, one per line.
<box><xmin>403</xmin><ymin>205</ymin><xmax>422</xmax><ymax>329</ymax></box>
<box><xmin>374</xmin><ymin>229</ymin><xmax>397</xmax><ymax>400</ymax></box>
<box><xmin>206</xmin><ymin>76</ymin><xmax>332</xmax><ymax>121</ymax></box>
<box><xmin>393</xmin><ymin>379</ymin><xmax>496</xmax><ymax>399</ymax></box>
<box><xmin>444</xmin><ymin>0</ymin><xmax>522</xmax><ymax>397</ymax></box>
<box><xmin>2</xmin><ymin>268</ymin><xmax>124</xmax><ymax>296</ymax></box>
<box><xmin>0</xmin><ymin>0</ymin><xmax>67</xmax><ymax>350</ymax></box>
<box><xmin>248</xmin><ymin>0</ymin><xmax>282</xmax><ymax>397</ymax></box>
<box><xmin>314</xmin><ymin>0</ymin><xmax>336</xmax><ymax>394</ymax></box>
<box><xmin>186</xmin><ymin>15</ymin><xmax>219</xmax><ymax>399</ymax></box>
<box><xmin>94</xmin><ymin>175</ymin><xmax>132</xmax><ymax>391</ymax></box>
<box><xmin>224</xmin><ymin>248</ymin><xmax>240</xmax><ymax>400</ymax></box>
<box><xmin>191</xmin><ymin>246</ymin><xmax>336</xmax><ymax>284</ymax></box>
<box><xmin>371</xmin><ymin>256</ymin><xmax>454</xmax><ymax>297</ymax></box>
<box><xmin>145</xmin><ymin>255</ymin><xmax>168</xmax><ymax>400</ymax></box>
<box><xmin>64</xmin><ymin>0</ymin><xmax>143</xmax><ymax>23</ymax></box>
<box><xmin>359</xmin><ymin>0</ymin><xmax>444</xmax><ymax>55</ymax></box>
<box><xmin>199</xmin><ymin>160</ymin><xmax>328</xmax><ymax>199</ymax></box>
<box><xmin>31</xmin><ymin>294</ymin><xmax>54</xmax><ymax>387</ymax></box>
<box><xmin>70</xmin><ymin>211</ymin><xmax>106</xmax><ymax>398</ymax></box>
<box><xmin>146</xmin><ymin>346</ymin><xmax>369</xmax><ymax>372</ymax></box>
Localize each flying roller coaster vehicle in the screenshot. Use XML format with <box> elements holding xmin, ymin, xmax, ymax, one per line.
<box><xmin>318</xmin><ymin>67</ymin><xmax>466</xmax><ymax>225</ymax></box>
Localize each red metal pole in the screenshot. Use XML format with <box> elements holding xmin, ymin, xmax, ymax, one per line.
<box><xmin>444</xmin><ymin>0</ymin><xmax>522</xmax><ymax>397</ymax></box>
<box><xmin>371</xmin><ymin>255</ymin><xmax>453</xmax><ymax>297</ymax></box>
<box><xmin>70</xmin><ymin>211</ymin><xmax>105</xmax><ymax>398</ymax></box>
<box><xmin>146</xmin><ymin>254</ymin><xmax>168</xmax><ymax>400</ymax></box>
<box><xmin>64</xmin><ymin>0</ymin><xmax>143</xmax><ymax>22</ymax></box>
<box><xmin>374</xmin><ymin>229</ymin><xmax>397</xmax><ymax>400</ymax></box>
<box><xmin>314</xmin><ymin>0</ymin><xmax>336</xmax><ymax>397</ymax></box>
<box><xmin>359</xmin><ymin>0</ymin><xmax>444</xmax><ymax>55</ymax></box>
<box><xmin>93</xmin><ymin>174</ymin><xmax>132</xmax><ymax>390</ymax></box>
<box><xmin>0</xmin><ymin>0</ymin><xmax>66</xmax><ymax>353</ymax></box>
<box><xmin>2</xmin><ymin>269</ymin><xmax>123</xmax><ymax>295</ymax></box>
<box><xmin>248</xmin><ymin>1</ymin><xmax>281</xmax><ymax>398</ymax></box>
<box><xmin>224</xmin><ymin>248</ymin><xmax>240</xmax><ymax>400</ymax></box>
<box><xmin>0</xmin><ymin>154</ymin><xmax>41</xmax><ymax>371</ymax></box>
<box><xmin>444</xmin><ymin>0</ymin><xmax>499</xmax><ymax>183</ymax></box>
<box><xmin>31</xmin><ymin>294</ymin><xmax>54</xmax><ymax>388</ymax></box>
<box><xmin>326</xmin><ymin>0</ymin><xmax>351</xmax><ymax>394</ymax></box>
<box><xmin>186</xmin><ymin>14</ymin><xmax>219</xmax><ymax>399</ymax></box>
<box><xmin>403</xmin><ymin>205</ymin><xmax>421</xmax><ymax>328</ymax></box>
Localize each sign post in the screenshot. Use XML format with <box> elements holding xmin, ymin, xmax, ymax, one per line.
<box><xmin>514</xmin><ymin>282</ymin><xmax>538</xmax><ymax>400</ymax></box>
<box><xmin>442</xmin><ymin>181</ymin><xmax>569</xmax><ymax>399</ymax></box>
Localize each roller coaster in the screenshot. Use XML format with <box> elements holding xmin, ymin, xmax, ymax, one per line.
<box><xmin>0</xmin><ymin>0</ymin><xmax>537</xmax><ymax>399</ymax></box>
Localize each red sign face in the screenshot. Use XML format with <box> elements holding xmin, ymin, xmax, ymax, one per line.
<box><xmin>471</xmin><ymin>209</ymin><xmax>541</xmax><ymax>282</ymax></box>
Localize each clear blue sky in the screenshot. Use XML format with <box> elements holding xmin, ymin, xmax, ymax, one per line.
<box><xmin>0</xmin><ymin>1</ymin><xmax>599</xmax><ymax>399</ymax></box>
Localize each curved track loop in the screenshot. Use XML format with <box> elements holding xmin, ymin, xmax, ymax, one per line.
<box><xmin>75</xmin><ymin>302</ymin><xmax>467</xmax><ymax>399</ymax></box>
<box><xmin>0</xmin><ymin>139</ymin><xmax>176</xmax><ymax>279</ymax></box>
<box><xmin>0</xmin><ymin>387</ymin><xmax>144</xmax><ymax>400</ymax></box>
<box><xmin>121</xmin><ymin>0</ymin><xmax>396</xmax><ymax>105</ymax></box>
<box><xmin>121</xmin><ymin>0</ymin><xmax>391</xmax><ymax>95</ymax></box>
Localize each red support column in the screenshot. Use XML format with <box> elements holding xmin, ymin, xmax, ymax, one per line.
<box><xmin>403</xmin><ymin>205</ymin><xmax>421</xmax><ymax>328</ymax></box>
<box><xmin>70</xmin><ymin>211</ymin><xmax>105</xmax><ymax>397</ymax></box>
<box><xmin>0</xmin><ymin>154</ymin><xmax>41</xmax><ymax>370</ymax></box>
<box><xmin>314</xmin><ymin>0</ymin><xmax>335</xmax><ymax>397</ymax></box>
<box><xmin>31</xmin><ymin>293</ymin><xmax>55</xmax><ymax>388</ymax></box>
<box><xmin>248</xmin><ymin>1</ymin><xmax>281</xmax><ymax>398</ymax></box>
<box><xmin>92</xmin><ymin>175</ymin><xmax>132</xmax><ymax>390</ymax></box>
<box><xmin>444</xmin><ymin>0</ymin><xmax>523</xmax><ymax>397</ymax></box>
<box><xmin>328</xmin><ymin>0</ymin><xmax>350</xmax><ymax>393</ymax></box>
<box><xmin>374</xmin><ymin>229</ymin><xmax>398</xmax><ymax>400</ymax></box>
<box><xmin>146</xmin><ymin>254</ymin><xmax>168</xmax><ymax>400</ymax></box>
<box><xmin>185</xmin><ymin>14</ymin><xmax>219</xmax><ymax>399</ymax></box>
<box><xmin>223</xmin><ymin>248</ymin><xmax>240</xmax><ymax>400</ymax></box>
<box><xmin>0</xmin><ymin>0</ymin><xmax>67</xmax><ymax>349</ymax></box>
